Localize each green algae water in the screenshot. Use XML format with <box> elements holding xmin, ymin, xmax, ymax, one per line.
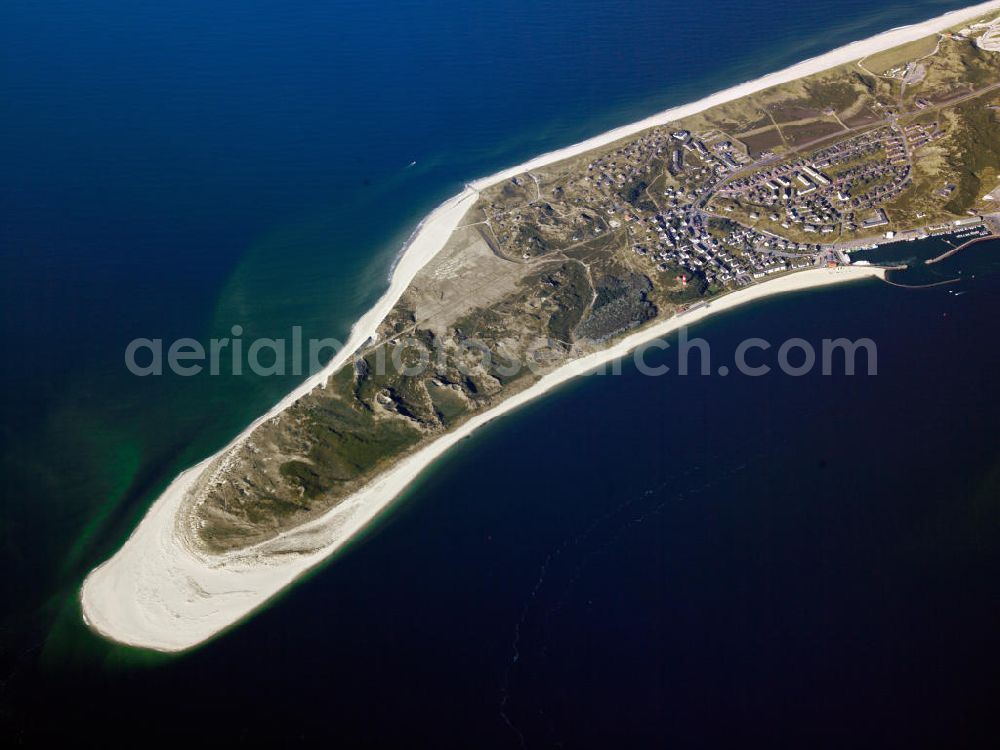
<box><xmin>3</xmin><ymin>0</ymin><xmax>1000</xmax><ymax>744</ymax></box>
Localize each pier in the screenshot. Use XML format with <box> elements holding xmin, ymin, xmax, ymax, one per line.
<box><xmin>925</xmin><ymin>232</ymin><xmax>998</xmax><ymax>265</ymax></box>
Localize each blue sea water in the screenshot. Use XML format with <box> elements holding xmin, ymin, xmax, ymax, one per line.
<box><xmin>2</xmin><ymin>0</ymin><xmax>999</xmax><ymax>744</ymax></box>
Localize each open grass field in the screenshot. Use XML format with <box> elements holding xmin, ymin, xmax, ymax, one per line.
<box><xmin>860</xmin><ymin>34</ymin><xmax>940</xmax><ymax>75</ymax></box>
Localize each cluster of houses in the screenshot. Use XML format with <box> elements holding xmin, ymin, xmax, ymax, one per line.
<box><xmin>714</xmin><ymin>125</ymin><xmax>929</xmax><ymax>236</ymax></box>
<box><xmin>572</xmin><ymin>126</ymin><xmax>754</xmax><ymax>210</ymax></box>
<box><xmin>903</xmin><ymin>120</ymin><xmax>944</xmax><ymax>150</ymax></box>
<box><xmin>486</xmin><ymin>120</ymin><xmax>844</xmax><ymax>293</ymax></box>
<box><xmin>631</xmin><ymin>206</ymin><xmax>817</xmax><ymax>287</ymax></box>
<box><xmin>665</xmin><ymin>130</ymin><xmax>753</xmax><ymax>177</ymax></box>
<box><xmin>594</xmin><ymin>128</ymin><xmax>819</xmax><ymax>287</ymax></box>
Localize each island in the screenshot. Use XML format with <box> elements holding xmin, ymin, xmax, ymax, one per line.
<box><xmin>82</xmin><ymin>2</ymin><xmax>1000</xmax><ymax>651</ymax></box>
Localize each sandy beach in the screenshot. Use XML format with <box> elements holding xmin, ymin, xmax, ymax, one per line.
<box><xmin>81</xmin><ymin>1</ymin><xmax>999</xmax><ymax>652</ymax></box>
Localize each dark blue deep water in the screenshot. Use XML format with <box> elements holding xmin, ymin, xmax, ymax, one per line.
<box><xmin>2</xmin><ymin>1</ymin><xmax>999</xmax><ymax>745</ymax></box>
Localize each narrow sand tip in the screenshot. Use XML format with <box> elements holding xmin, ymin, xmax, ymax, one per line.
<box><xmin>80</xmin><ymin>267</ymin><xmax>884</xmax><ymax>653</ymax></box>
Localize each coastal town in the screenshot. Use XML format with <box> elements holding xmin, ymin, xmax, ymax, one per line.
<box><xmin>477</xmin><ymin>17</ymin><xmax>1000</xmax><ymax>299</ymax></box>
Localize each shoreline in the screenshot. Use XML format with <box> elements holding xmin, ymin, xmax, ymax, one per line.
<box><xmin>80</xmin><ymin>1</ymin><xmax>999</xmax><ymax>652</ymax></box>
<box><xmin>83</xmin><ymin>267</ymin><xmax>885</xmax><ymax>653</ymax></box>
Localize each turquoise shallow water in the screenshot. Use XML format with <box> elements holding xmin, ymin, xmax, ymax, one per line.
<box><xmin>2</xmin><ymin>0</ymin><xmax>999</xmax><ymax>744</ymax></box>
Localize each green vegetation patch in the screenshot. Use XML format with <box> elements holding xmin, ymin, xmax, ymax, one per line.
<box><xmin>427</xmin><ymin>381</ymin><xmax>469</xmax><ymax>427</ymax></box>
<box><xmin>782</xmin><ymin>119</ymin><xmax>848</xmax><ymax>148</ymax></box>
<box><xmin>279</xmin><ymin>395</ymin><xmax>422</xmax><ymax>499</ymax></box>
<box><xmin>861</xmin><ymin>35</ymin><xmax>940</xmax><ymax>75</ymax></box>
<box><xmin>540</xmin><ymin>261</ymin><xmax>593</xmax><ymax>343</ymax></box>
<box><xmin>944</xmin><ymin>99</ymin><xmax>1000</xmax><ymax>214</ymax></box>
<box><xmin>575</xmin><ymin>272</ymin><xmax>656</xmax><ymax>342</ymax></box>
